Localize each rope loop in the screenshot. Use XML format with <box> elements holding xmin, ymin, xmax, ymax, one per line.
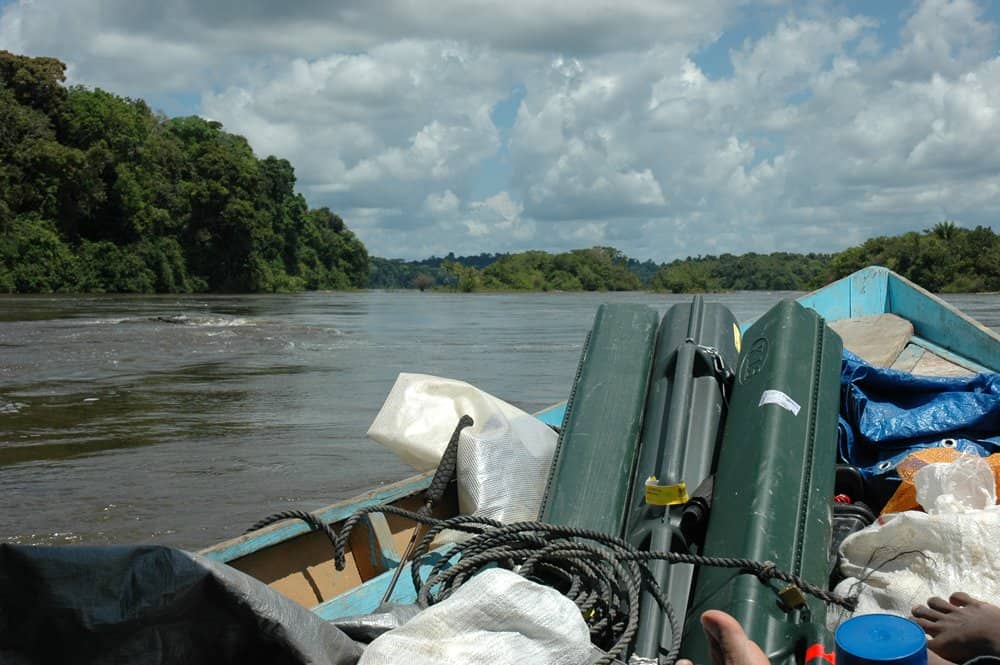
<box><xmin>250</xmin><ymin>506</ymin><xmax>857</xmax><ymax>665</ymax></box>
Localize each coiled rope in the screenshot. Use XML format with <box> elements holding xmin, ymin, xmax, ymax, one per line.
<box><xmin>250</xmin><ymin>504</ymin><xmax>857</xmax><ymax>665</ymax></box>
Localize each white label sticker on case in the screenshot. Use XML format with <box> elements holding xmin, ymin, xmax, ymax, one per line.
<box><xmin>759</xmin><ymin>390</ymin><xmax>801</xmax><ymax>416</ymax></box>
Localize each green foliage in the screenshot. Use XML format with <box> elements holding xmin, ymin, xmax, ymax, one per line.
<box><xmin>824</xmin><ymin>224</ymin><xmax>1000</xmax><ymax>293</ymax></box>
<box><xmin>625</xmin><ymin>258</ymin><xmax>661</xmax><ymax>287</ymax></box>
<box><xmin>368</xmin><ymin>252</ymin><xmax>502</xmax><ymax>289</ymax></box>
<box><xmin>0</xmin><ymin>50</ymin><xmax>369</xmax><ymax>293</ymax></box>
<box><xmin>651</xmin><ymin>259</ymin><xmax>721</xmax><ymax>293</ymax></box>
<box><xmin>372</xmin><ymin>248</ymin><xmax>645</xmax><ymax>292</ymax></box>
<box><xmin>75</xmin><ymin>240</ymin><xmax>155</xmax><ymax>293</ymax></box>
<box><xmin>436</xmin><ymin>246</ymin><xmax>641</xmax><ymax>292</ymax></box>
<box><xmin>376</xmin><ymin>226</ymin><xmax>999</xmax><ymax>294</ymax></box>
<box><xmin>483</xmin><ymin>251</ymin><xmax>551</xmax><ymax>290</ymax></box>
<box><xmin>410</xmin><ymin>273</ymin><xmax>435</xmax><ymax>291</ymax></box>
<box><xmin>0</xmin><ymin>50</ymin><xmax>67</xmax><ymax>117</ymax></box>
<box><xmin>0</xmin><ymin>215</ymin><xmax>77</xmax><ymax>292</ymax></box>
<box><xmin>442</xmin><ymin>260</ymin><xmax>483</xmax><ymax>292</ymax></box>
<box><xmin>651</xmin><ymin>252</ymin><xmax>831</xmax><ymax>293</ymax></box>
<box><xmin>650</xmin><ymin>226</ymin><xmax>1000</xmax><ymax>294</ymax></box>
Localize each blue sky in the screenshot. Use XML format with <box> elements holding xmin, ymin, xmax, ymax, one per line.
<box><xmin>2</xmin><ymin>0</ymin><xmax>999</xmax><ymax>260</ymax></box>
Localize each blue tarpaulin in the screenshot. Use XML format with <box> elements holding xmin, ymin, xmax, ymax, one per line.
<box><xmin>837</xmin><ymin>349</ymin><xmax>1000</xmax><ymax>497</ymax></box>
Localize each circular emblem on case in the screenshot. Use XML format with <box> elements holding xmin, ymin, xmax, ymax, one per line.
<box><xmin>739</xmin><ymin>337</ymin><xmax>769</xmax><ymax>384</ymax></box>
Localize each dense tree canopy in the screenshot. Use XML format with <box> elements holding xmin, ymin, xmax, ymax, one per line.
<box><xmin>370</xmin><ymin>226</ymin><xmax>1000</xmax><ymax>293</ymax></box>
<box><xmin>824</xmin><ymin>223</ymin><xmax>1000</xmax><ymax>293</ymax></box>
<box><xmin>371</xmin><ymin>248</ymin><xmax>642</xmax><ymax>292</ymax></box>
<box><xmin>650</xmin><ymin>252</ymin><xmax>833</xmax><ymax>293</ymax></box>
<box><xmin>0</xmin><ymin>50</ymin><xmax>368</xmax><ymax>293</ymax></box>
<box><xmin>648</xmin><ymin>226</ymin><xmax>1000</xmax><ymax>293</ymax></box>
<box><xmin>368</xmin><ymin>252</ymin><xmax>502</xmax><ymax>290</ymax></box>
<box><xmin>441</xmin><ymin>246</ymin><xmax>642</xmax><ymax>292</ymax></box>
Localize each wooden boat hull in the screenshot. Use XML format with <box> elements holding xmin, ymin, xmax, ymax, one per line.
<box><xmin>796</xmin><ymin>266</ymin><xmax>999</xmax><ymax>373</ymax></box>
<box><xmin>200</xmin><ymin>265</ymin><xmax>1000</xmax><ymax>631</ymax></box>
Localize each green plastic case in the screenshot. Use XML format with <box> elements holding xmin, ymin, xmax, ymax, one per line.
<box><xmin>681</xmin><ymin>299</ymin><xmax>843</xmax><ymax>665</ymax></box>
<box><xmin>626</xmin><ymin>297</ymin><xmax>740</xmax><ymax>658</ymax></box>
<box><xmin>539</xmin><ymin>303</ymin><xmax>659</xmax><ymax>536</ymax></box>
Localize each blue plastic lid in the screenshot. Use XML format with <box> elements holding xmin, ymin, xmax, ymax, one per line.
<box><xmin>835</xmin><ymin>614</ymin><xmax>927</xmax><ymax>665</ymax></box>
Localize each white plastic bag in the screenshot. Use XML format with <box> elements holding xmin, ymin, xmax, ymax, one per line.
<box><xmin>367</xmin><ymin>374</ymin><xmax>558</xmax><ymax>523</ymax></box>
<box><xmin>829</xmin><ymin>454</ymin><xmax>1000</xmax><ymax>629</ymax></box>
<box><xmin>456</xmin><ymin>412</ymin><xmax>555</xmax><ymax>524</ymax></box>
<box><xmin>357</xmin><ymin>568</ymin><xmax>592</xmax><ymax>665</ymax></box>
<box><xmin>914</xmin><ymin>452</ymin><xmax>997</xmax><ymax>514</ymax></box>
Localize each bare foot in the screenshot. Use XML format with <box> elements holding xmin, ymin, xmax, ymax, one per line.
<box><xmin>677</xmin><ymin>610</ymin><xmax>770</xmax><ymax>665</ymax></box>
<box><xmin>912</xmin><ymin>592</ymin><xmax>1000</xmax><ymax>663</ymax></box>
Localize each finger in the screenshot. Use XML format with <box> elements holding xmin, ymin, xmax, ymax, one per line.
<box><xmin>912</xmin><ymin>617</ymin><xmax>943</xmax><ymax>635</ymax></box>
<box><xmin>701</xmin><ymin>610</ymin><xmax>766</xmax><ymax>665</ymax></box>
<box><xmin>706</xmin><ymin>617</ymin><xmax>728</xmax><ymax>665</ymax></box>
<box><xmin>948</xmin><ymin>592</ymin><xmax>978</xmax><ymax>608</ymax></box>
<box><xmin>912</xmin><ymin>604</ymin><xmax>945</xmax><ymax>621</ymax></box>
<box><xmin>702</xmin><ymin>609</ymin><xmax>744</xmax><ymax>665</ymax></box>
<box><xmin>927</xmin><ymin>597</ymin><xmax>956</xmax><ymax>613</ymax></box>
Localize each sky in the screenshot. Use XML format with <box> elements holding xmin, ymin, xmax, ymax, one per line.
<box><xmin>2</xmin><ymin>0</ymin><xmax>999</xmax><ymax>261</ymax></box>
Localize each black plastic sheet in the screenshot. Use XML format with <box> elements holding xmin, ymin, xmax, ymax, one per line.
<box><xmin>0</xmin><ymin>544</ymin><xmax>362</xmax><ymax>665</ymax></box>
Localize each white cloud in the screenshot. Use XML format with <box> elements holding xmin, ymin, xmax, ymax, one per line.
<box><xmin>201</xmin><ymin>41</ymin><xmax>507</xmax><ymax>218</ymax></box>
<box><xmin>423</xmin><ymin>190</ymin><xmax>461</xmax><ymax>216</ymax></box>
<box><xmin>2</xmin><ymin>0</ymin><xmax>1000</xmax><ymax>260</ymax></box>
<box><xmin>464</xmin><ymin>191</ymin><xmax>533</xmax><ymax>241</ymax></box>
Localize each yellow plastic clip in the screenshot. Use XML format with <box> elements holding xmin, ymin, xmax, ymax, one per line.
<box><xmin>779</xmin><ymin>585</ymin><xmax>807</xmax><ymax>609</ymax></box>
<box><xmin>644</xmin><ymin>477</ymin><xmax>690</xmax><ymax>506</ymax></box>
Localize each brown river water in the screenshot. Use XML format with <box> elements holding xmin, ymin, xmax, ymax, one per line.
<box><xmin>1</xmin><ymin>290</ymin><xmax>998</xmax><ymax>550</ymax></box>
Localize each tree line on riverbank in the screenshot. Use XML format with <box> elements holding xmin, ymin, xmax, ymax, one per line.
<box><xmin>373</xmin><ymin>223</ymin><xmax>1000</xmax><ymax>293</ymax></box>
<box><xmin>3</xmin><ymin>50</ymin><xmax>998</xmax><ymax>294</ymax></box>
<box><xmin>0</xmin><ymin>51</ymin><xmax>368</xmax><ymax>293</ymax></box>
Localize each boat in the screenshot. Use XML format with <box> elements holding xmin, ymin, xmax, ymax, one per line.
<box><xmin>197</xmin><ymin>265</ymin><xmax>1000</xmax><ymax>659</ymax></box>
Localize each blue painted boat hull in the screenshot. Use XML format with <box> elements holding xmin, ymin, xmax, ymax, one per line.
<box><xmin>200</xmin><ymin>266</ymin><xmax>1000</xmax><ymax>626</ymax></box>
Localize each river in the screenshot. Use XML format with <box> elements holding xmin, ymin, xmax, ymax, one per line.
<box><xmin>1</xmin><ymin>290</ymin><xmax>998</xmax><ymax>549</ymax></box>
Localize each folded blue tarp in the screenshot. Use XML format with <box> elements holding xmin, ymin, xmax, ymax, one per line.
<box><xmin>837</xmin><ymin>350</ymin><xmax>1000</xmax><ymax>498</ymax></box>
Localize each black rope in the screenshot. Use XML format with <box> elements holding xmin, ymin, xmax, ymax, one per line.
<box><xmin>318</xmin><ymin>504</ymin><xmax>857</xmax><ymax>665</ymax></box>
<box><xmin>246</xmin><ymin>509</ymin><xmax>339</xmax><ymax>552</ymax></box>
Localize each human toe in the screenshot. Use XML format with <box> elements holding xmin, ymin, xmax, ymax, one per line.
<box><xmin>912</xmin><ymin>604</ymin><xmax>945</xmax><ymax>621</ymax></box>
<box><xmin>913</xmin><ymin>617</ymin><xmax>943</xmax><ymax>635</ymax></box>
<box><xmin>927</xmin><ymin>597</ymin><xmax>956</xmax><ymax>613</ymax></box>
<box><xmin>947</xmin><ymin>592</ymin><xmax>978</xmax><ymax>607</ymax></box>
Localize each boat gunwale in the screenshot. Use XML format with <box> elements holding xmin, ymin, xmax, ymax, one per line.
<box><xmin>199</xmin><ymin>470</ymin><xmax>434</xmax><ymax>563</ymax></box>
<box><xmin>202</xmin><ymin>265</ymin><xmax>999</xmax><ymax>615</ymax></box>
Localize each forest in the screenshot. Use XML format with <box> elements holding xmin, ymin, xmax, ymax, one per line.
<box><xmin>0</xmin><ymin>51</ymin><xmax>368</xmax><ymax>293</ymax></box>
<box><xmin>372</xmin><ymin>224</ymin><xmax>1000</xmax><ymax>293</ymax></box>
<box><xmin>3</xmin><ymin>50</ymin><xmax>998</xmax><ymax>294</ymax></box>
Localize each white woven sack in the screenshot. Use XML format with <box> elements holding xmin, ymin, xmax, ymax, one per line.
<box><xmin>367</xmin><ymin>373</ymin><xmax>554</xmax><ymax>471</ymax></box>
<box><xmin>456</xmin><ymin>411</ymin><xmax>555</xmax><ymax>523</ymax></box>
<box><xmin>367</xmin><ymin>373</ymin><xmax>557</xmax><ymax>524</ymax></box>
<box><xmin>828</xmin><ymin>455</ymin><xmax>1000</xmax><ymax>629</ymax></box>
<box><xmin>357</xmin><ymin>568</ymin><xmax>591</xmax><ymax>665</ymax></box>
